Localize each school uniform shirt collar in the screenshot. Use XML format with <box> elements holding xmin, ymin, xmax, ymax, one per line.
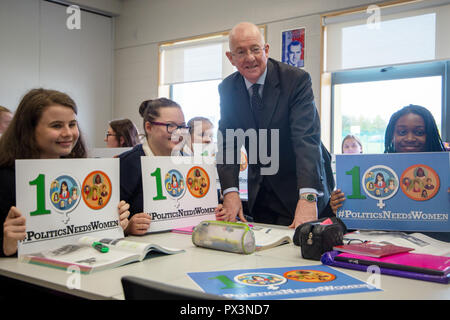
<box><xmin>142</xmin><ymin>139</ymin><xmax>155</xmax><ymax>156</ymax></box>
<box><xmin>142</xmin><ymin>138</ymin><xmax>183</xmax><ymax>157</ymax></box>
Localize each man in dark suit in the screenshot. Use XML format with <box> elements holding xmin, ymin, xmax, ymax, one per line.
<box><xmin>216</xmin><ymin>22</ymin><xmax>333</xmax><ymax>228</ymax></box>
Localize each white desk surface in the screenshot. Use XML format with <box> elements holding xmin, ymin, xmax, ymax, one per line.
<box><xmin>0</xmin><ymin>228</ymin><xmax>449</xmax><ymax>300</ymax></box>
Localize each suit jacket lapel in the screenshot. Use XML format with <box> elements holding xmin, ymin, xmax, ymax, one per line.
<box><xmin>260</xmin><ymin>59</ymin><xmax>280</xmax><ymax>129</ymax></box>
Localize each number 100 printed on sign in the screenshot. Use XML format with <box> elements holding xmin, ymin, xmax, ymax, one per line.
<box><xmin>16</xmin><ymin>158</ymin><xmax>123</xmax><ymax>256</ymax></box>
<box><xmin>141</xmin><ymin>157</ymin><xmax>218</xmax><ymax>233</ymax></box>
<box><xmin>335</xmin><ymin>153</ymin><xmax>450</xmax><ymax>232</ymax></box>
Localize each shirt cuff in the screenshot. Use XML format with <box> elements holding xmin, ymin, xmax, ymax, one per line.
<box><xmin>299</xmin><ymin>188</ymin><xmax>323</xmax><ymax>197</ymax></box>
<box><xmin>222</xmin><ymin>187</ymin><xmax>239</xmax><ymax>196</ymax></box>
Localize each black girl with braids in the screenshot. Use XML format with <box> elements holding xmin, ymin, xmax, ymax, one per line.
<box><xmin>384</xmin><ymin>104</ymin><xmax>445</xmax><ymax>153</ymax></box>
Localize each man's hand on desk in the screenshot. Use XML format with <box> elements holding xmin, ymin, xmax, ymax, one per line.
<box><xmin>217</xmin><ymin>191</ymin><xmax>246</xmax><ymax>222</ymax></box>
<box><xmin>289</xmin><ymin>199</ymin><xmax>318</xmax><ymax>229</ymax></box>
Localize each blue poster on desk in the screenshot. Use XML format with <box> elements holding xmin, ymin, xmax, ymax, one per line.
<box><xmin>188</xmin><ymin>265</ymin><xmax>380</xmax><ymax>300</ymax></box>
<box><xmin>335</xmin><ymin>152</ymin><xmax>450</xmax><ymax>232</ymax></box>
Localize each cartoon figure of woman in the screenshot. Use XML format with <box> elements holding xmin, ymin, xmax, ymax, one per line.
<box><xmin>412</xmin><ymin>179</ymin><xmax>421</xmax><ymax>193</ymax></box>
<box><xmin>179</xmin><ymin>179</ymin><xmax>184</xmax><ymax>192</ymax></box>
<box><xmin>424</xmin><ymin>178</ymin><xmax>434</xmax><ymax>190</ymax></box>
<box><xmin>100</xmin><ymin>184</ymin><xmax>108</xmax><ymax>197</ymax></box>
<box><xmin>92</xmin><ymin>187</ymin><xmax>98</xmax><ymax>201</ymax></box>
<box><xmin>71</xmin><ymin>187</ymin><xmax>78</xmax><ymax>200</ymax></box>
<box><xmin>421</xmin><ymin>189</ymin><xmax>428</xmax><ymax>198</ymax></box>
<box><xmin>84</xmin><ymin>185</ymin><xmax>91</xmax><ymax>197</ymax></box>
<box><xmin>367</xmin><ymin>182</ymin><xmax>374</xmax><ymax>191</ymax></box>
<box><xmin>415</xmin><ymin>167</ymin><xmax>426</xmax><ymax>179</ymax></box>
<box><xmin>402</xmin><ymin>177</ymin><xmax>411</xmax><ymax>188</ymax></box>
<box><xmin>51</xmin><ymin>180</ymin><xmax>59</xmax><ymax>191</ymax></box>
<box><xmin>171</xmin><ymin>174</ymin><xmax>178</xmax><ymax>189</ymax></box>
<box><xmin>375</xmin><ymin>173</ymin><xmax>386</xmax><ymax>189</ymax></box>
<box><xmin>59</xmin><ymin>181</ymin><xmax>70</xmax><ymax>200</ymax></box>
<box><xmin>388</xmin><ymin>179</ymin><xmax>395</xmax><ymax>191</ymax></box>
<box><xmin>200</xmin><ymin>177</ymin><xmax>207</xmax><ymax>188</ymax></box>
<box><xmin>94</xmin><ymin>174</ymin><xmax>102</xmax><ymax>188</ymax></box>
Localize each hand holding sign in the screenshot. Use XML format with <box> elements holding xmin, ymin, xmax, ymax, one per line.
<box><xmin>3</xmin><ymin>206</ymin><xmax>26</xmax><ymax>256</ymax></box>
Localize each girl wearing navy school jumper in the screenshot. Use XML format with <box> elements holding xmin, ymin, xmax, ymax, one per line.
<box><xmin>0</xmin><ymin>88</ymin><xmax>131</xmax><ymax>257</ymax></box>
<box><xmin>330</xmin><ymin>104</ymin><xmax>448</xmax><ymax>241</ymax></box>
<box><xmin>119</xmin><ymin>98</ymin><xmax>226</xmax><ymax>235</ymax></box>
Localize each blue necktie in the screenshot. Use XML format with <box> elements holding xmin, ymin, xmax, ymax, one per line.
<box><xmin>251</xmin><ymin>83</ymin><xmax>263</xmax><ymax>126</ymax></box>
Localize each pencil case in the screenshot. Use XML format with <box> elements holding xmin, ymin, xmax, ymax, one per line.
<box><xmin>192</xmin><ymin>220</ymin><xmax>256</xmax><ymax>254</ymax></box>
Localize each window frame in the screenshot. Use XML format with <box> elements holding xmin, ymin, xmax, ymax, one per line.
<box><xmin>330</xmin><ymin>60</ymin><xmax>448</xmax><ymax>153</ymax></box>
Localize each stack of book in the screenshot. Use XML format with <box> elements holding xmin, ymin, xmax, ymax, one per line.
<box><xmin>321</xmin><ymin>231</ymin><xmax>450</xmax><ymax>284</ymax></box>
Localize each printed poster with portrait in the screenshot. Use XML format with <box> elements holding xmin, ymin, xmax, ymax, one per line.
<box><xmin>335</xmin><ymin>152</ymin><xmax>450</xmax><ymax>232</ymax></box>
<box><xmin>16</xmin><ymin>158</ymin><xmax>123</xmax><ymax>256</ymax></box>
<box><xmin>281</xmin><ymin>27</ymin><xmax>305</xmax><ymax>68</ymax></box>
<box><xmin>141</xmin><ymin>156</ymin><xmax>218</xmax><ymax>232</ymax></box>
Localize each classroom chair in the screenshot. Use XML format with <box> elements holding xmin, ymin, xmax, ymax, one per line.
<box><xmin>121</xmin><ymin>276</ymin><xmax>230</xmax><ymax>300</ymax></box>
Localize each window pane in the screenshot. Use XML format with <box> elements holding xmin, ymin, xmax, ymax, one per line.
<box><xmin>341</xmin><ymin>13</ymin><xmax>436</xmax><ymax>69</ymax></box>
<box><xmin>171</xmin><ymin>80</ymin><xmax>221</xmax><ymax>139</ymax></box>
<box><xmin>333</xmin><ymin>76</ymin><xmax>442</xmax><ymax>154</ymax></box>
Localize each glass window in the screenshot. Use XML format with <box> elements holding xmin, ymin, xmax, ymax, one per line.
<box><xmin>170</xmin><ymin>79</ymin><xmax>221</xmax><ymax>140</ymax></box>
<box><xmin>331</xmin><ymin>61</ymin><xmax>445</xmax><ymax>154</ymax></box>
<box><xmin>341</xmin><ymin>13</ymin><xmax>436</xmax><ymax>70</ymax></box>
<box><xmin>333</xmin><ymin>76</ymin><xmax>442</xmax><ymax>154</ymax></box>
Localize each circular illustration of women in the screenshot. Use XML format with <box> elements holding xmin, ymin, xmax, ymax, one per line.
<box><xmin>400</xmin><ymin>164</ymin><xmax>440</xmax><ymax>201</ymax></box>
<box><xmin>283</xmin><ymin>269</ymin><xmax>336</xmax><ymax>283</ymax></box>
<box><xmin>362</xmin><ymin>165</ymin><xmax>399</xmax><ymax>209</ymax></box>
<box><xmin>82</xmin><ymin>170</ymin><xmax>112</xmax><ymax>210</ymax></box>
<box><xmin>49</xmin><ymin>174</ymin><xmax>81</xmax><ymax>214</ymax></box>
<box><xmin>234</xmin><ymin>273</ymin><xmax>286</xmax><ymax>290</ymax></box>
<box><xmin>186</xmin><ymin>166</ymin><xmax>210</xmax><ymax>198</ymax></box>
<box><xmin>164</xmin><ymin>169</ymin><xmax>186</xmax><ymax>199</ymax></box>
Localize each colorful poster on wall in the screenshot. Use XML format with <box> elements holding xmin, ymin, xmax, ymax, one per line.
<box><xmin>188</xmin><ymin>265</ymin><xmax>380</xmax><ymax>299</ymax></box>
<box><xmin>335</xmin><ymin>152</ymin><xmax>450</xmax><ymax>232</ymax></box>
<box><xmin>16</xmin><ymin>158</ymin><xmax>123</xmax><ymax>256</ymax></box>
<box><xmin>141</xmin><ymin>156</ymin><xmax>218</xmax><ymax>232</ymax></box>
<box><xmin>281</xmin><ymin>27</ymin><xmax>305</xmax><ymax>68</ymax></box>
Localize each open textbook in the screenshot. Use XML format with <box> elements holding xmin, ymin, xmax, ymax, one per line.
<box><xmin>20</xmin><ymin>236</ymin><xmax>184</xmax><ymax>274</ymax></box>
<box><xmin>343</xmin><ymin>230</ymin><xmax>450</xmax><ymax>257</ymax></box>
<box><xmin>251</xmin><ymin>226</ymin><xmax>294</xmax><ymax>251</ymax></box>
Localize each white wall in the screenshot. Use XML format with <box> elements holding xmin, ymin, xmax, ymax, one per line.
<box><xmin>59</xmin><ymin>0</ymin><xmax>123</xmax><ymax>16</ymax></box>
<box><xmin>0</xmin><ymin>0</ymin><xmax>114</xmax><ymax>148</ymax></box>
<box><xmin>113</xmin><ymin>0</ymin><xmax>385</xmax><ymax>143</ymax></box>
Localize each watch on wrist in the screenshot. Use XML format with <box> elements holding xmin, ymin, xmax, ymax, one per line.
<box><xmin>300</xmin><ymin>193</ymin><xmax>317</xmax><ymax>202</ymax></box>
